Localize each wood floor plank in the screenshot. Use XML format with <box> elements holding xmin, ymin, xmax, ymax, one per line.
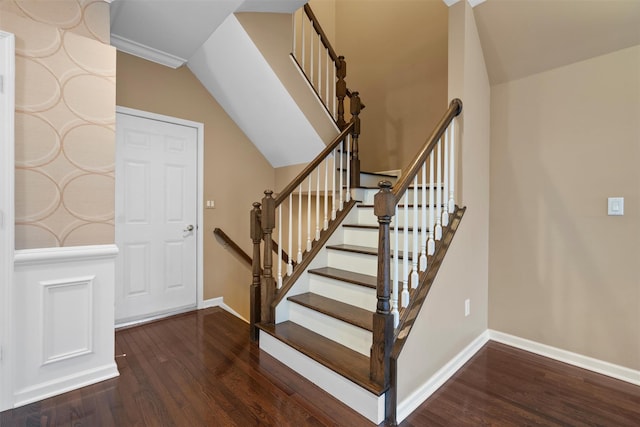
<box><xmin>2</xmin><ymin>309</ymin><xmax>639</xmax><ymax>427</ymax></box>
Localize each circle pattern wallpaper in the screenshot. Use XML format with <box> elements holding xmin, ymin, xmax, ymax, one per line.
<box><xmin>1</xmin><ymin>0</ymin><xmax>116</xmax><ymax>249</ymax></box>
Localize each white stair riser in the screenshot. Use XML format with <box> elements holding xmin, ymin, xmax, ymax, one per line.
<box><xmin>327</xmin><ymin>249</ymin><xmax>417</xmax><ymax>279</ymax></box>
<box><xmin>288</xmin><ymin>303</ymin><xmax>372</xmax><ymax>356</ymax></box>
<box><xmin>308</xmin><ymin>274</ymin><xmax>376</xmax><ymax>311</ymax></box>
<box><xmin>343</xmin><ymin>227</ymin><xmax>425</xmax><ymax>249</ymax></box>
<box><xmin>356</xmin><ymin>207</ymin><xmax>444</xmax><ymax>228</ymax></box>
<box><xmin>360</xmin><ymin>187</ymin><xmax>445</xmax><ymax>204</ymax></box>
<box><xmin>260</xmin><ymin>332</ymin><xmax>385</xmax><ymax>424</ymax></box>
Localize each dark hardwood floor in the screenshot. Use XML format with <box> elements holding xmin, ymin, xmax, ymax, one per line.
<box><xmin>1</xmin><ymin>307</ymin><xmax>639</xmax><ymax>426</ymax></box>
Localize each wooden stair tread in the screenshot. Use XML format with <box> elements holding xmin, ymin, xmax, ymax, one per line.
<box><xmin>326</xmin><ymin>244</ymin><xmax>414</xmax><ymax>260</ymax></box>
<box><xmin>308</xmin><ymin>267</ymin><xmax>376</xmax><ymax>289</ymax></box>
<box><xmin>288</xmin><ymin>292</ymin><xmax>373</xmax><ymax>331</ymax></box>
<box><xmin>343</xmin><ymin>224</ymin><xmax>428</xmax><ymax>232</ymax></box>
<box><xmin>257</xmin><ymin>321</ymin><xmax>386</xmax><ymax>396</ymax></box>
<box><xmin>356</xmin><ymin>203</ymin><xmax>446</xmax><ymax>208</ymax></box>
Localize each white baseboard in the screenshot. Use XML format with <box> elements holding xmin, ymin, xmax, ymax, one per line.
<box><xmin>202</xmin><ymin>297</ymin><xmax>248</xmax><ymax>323</ymax></box>
<box><xmin>396</xmin><ymin>331</ymin><xmax>490</xmax><ymax>423</ymax></box>
<box><xmin>489</xmin><ymin>330</ymin><xmax>640</xmax><ymax>386</ymax></box>
<box><xmin>14</xmin><ymin>363</ymin><xmax>119</xmax><ymax>408</ymax></box>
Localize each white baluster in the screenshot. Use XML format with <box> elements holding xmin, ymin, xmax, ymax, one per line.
<box><xmin>307</xmin><ymin>175</ymin><xmax>312</xmax><ymax>251</ymax></box>
<box><xmin>420</xmin><ymin>163</ymin><xmax>427</xmax><ymax>272</ymax></box>
<box><xmin>428</xmin><ymin>153</ymin><xmax>435</xmax><ymax>255</ymax></box>
<box><xmin>339</xmin><ymin>140</ymin><xmax>344</xmax><ymax>210</ymax></box>
<box><xmin>297</xmin><ymin>184</ymin><xmax>302</xmax><ymax>262</ymax></box>
<box><xmin>449</xmin><ymin>121</ymin><xmax>456</xmax><ymax>213</ymax></box>
<box><xmin>442</xmin><ymin>125</ymin><xmax>450</xmax><ymax>227</ymax></box>
<box><xmin>332</xmin><ymin>64</ymin><xmax>337</xmax><ymax>121</ymax></box>
<box><xmin>402</xmin><ymin>195</ymin><xmax>409</xmax><ymax>307</ymax></box>
<box><xmin>325</xmin><ymin>48</ymin><xmax>330</xmax><ymax>107</ymax></box>
<box><xmin>292</xmin><ymin>11</ymin><xmax>296</xmax><ymax>57</ymax></box>
<box><xmin>309</xmin><ymin>23</ymin><xmax>314</xmax><ymax>86</ymax></box>
<box><xmin>278</xmin><ymin>205</ymin><xmax>282</xmax><ymax>288</ymax></box>
<box><xmin>411</xmin><ymin>176</ymin><xmax>419</xmax><ymax>289</ymax></box>
<box><xmin>287</xmin><ymin>194</ymin><xmax>293</xmax><ymax>275</ymax></box>
<box><xmin>331</xmin><ymin>149</ymin><xmax>337</xmax><ymax>220</ymax></box>
<box><xmin>392</xmin><ymin>204</ymin><xmax>399</xmax><ymax>327</ymax></box>
<box><xmin>346</xmin><ymin>134</ymin><xmax>351</xmax><ymax>202</ymax></box>
<box><xmin>301</xmin><ymin>17</ymin><xmax>305</xmax><ymax>71</ymax></box>
<box><xmin>324</xmin><ymin>156</ymin><xmax>328</xmax><ymax>230</ymax></box>
<box><xmin>316</xmin><ymin>168</ymin><xmax>321</xmax><ymax>240</ymax></box>
<box><xmin>317</xmin><ymin>34</ymin><xmax>321</xmax><ymax>93</ymax></box>
<box><xmin>435</xmin><ymin>138</ymin><xmax>442</xmax><ymax>240</ymax></box>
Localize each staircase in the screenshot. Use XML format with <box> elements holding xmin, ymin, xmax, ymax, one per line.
<box><xmin>238</xmin><ymin>5</ymin><xmax>464</xmax><ymax>425</ymax></box>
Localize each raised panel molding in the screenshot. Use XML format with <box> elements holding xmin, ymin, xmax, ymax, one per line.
<box><xmin>12</xmin><ymin>245</ymin><xmax>119</xmax><ymax>407</ymax></box>
<box><xmin>41</xmin><ymin>276</ymin><xmax>94</xmax><ymax>365</ymax></box>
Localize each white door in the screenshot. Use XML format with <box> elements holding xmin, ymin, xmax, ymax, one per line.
<box><xmin>115</xmin><ymin>112</ymin><xmax>198</xmax><ymax>323</ymax></box>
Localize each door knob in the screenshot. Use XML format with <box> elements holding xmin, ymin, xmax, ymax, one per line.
<box><xmin>184</xmin><ymin>225</ymin><xmax>194</xmax><ymax>232</ymax></box>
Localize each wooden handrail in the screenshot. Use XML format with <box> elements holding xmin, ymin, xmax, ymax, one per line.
<box><xmin>303</xmin><ymin>4</ymin><xmax>339</xmax><ymax>64</ymax></box>
<box><xmin>213</xmin><ymin>227</ymin><xmax>294</xmax><ymax>269</ymax></box>
<box><xmin>391</xmin><ymin>99</ymin><xmax>462</xmax><ymax>204</ymax></box>
<box><xmin>213</xmin><ymin>228</ymin><xmax>252</xmax><ymax>266</ymax></box>
<box><xmin>274</xmin><ymin>122</ymin><xmax>354</xmax><ymax>206</ymax></box>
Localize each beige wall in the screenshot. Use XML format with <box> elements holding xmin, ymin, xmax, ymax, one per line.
<box><xmin>0</xmin><ymin>0</ymin><xmax>116</xmax><ymax>249</ymax></box>
<box><xmin>489</xmin><ymin>45</ymin><xmax>640</xmax><ymax>370</ymax></box>
<box><xmin>334</xmin><ymin>0</ymin><xmax>448</xmax><ymax>173</ymax></box>
<box><xmin>116</xmin><ymin>52</ymin><xmax>275</xmax><ymax>318</ymax></box>
<box><xmin>397</xmin><ymin>0</ymin><xmax>490</xmax><ymax>403</ymax></box>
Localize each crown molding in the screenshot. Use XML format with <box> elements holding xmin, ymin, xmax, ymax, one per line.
<box><xmin>443</xmin><ymin>0</ymin><xmax>487</xmax><ymax>7</ymax></box>
<box><xmin>110</xmin><ymin>34</ymin><xmax>187</xmax><ymax>69</ymax></box>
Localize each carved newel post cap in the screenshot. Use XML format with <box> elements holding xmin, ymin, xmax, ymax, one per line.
<box><xmin>264</xmin><ymin>189</ymin><xmax>274</xmax><ymax>197</ymax></box>
<box><xmin>378</xmin><ymin>180</ymin><xmax>392</xmax><ymax>190</ymax></box>
<box><xmin>374</xmin><ymin>181</ymin><xmax>395</xmax><ymax>218</ymax></box>
<box><xmin>252</xmin><ymin>202</ymin><xmax>261</xmax><ymax>209</ymax></box>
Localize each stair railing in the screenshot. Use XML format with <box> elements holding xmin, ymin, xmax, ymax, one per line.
<box><xmin>371</xmin><ymin>99</ymin><xmax>463</xmax><ymax>387</ymax></box>
<box><xmin>292</xmin><ymin>4</ymin><xmax>364</xmax><ymax>187</ymax></box>
<box><xmin>251</xmin><ymin>123</ymin><xmax>359</xmax><ymax>338</ymax></box>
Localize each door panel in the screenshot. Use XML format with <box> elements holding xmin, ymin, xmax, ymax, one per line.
<box><xmin>115</xmin><ymin>113</ymin><xmax>198</xmax><ymax>323</ymax></box>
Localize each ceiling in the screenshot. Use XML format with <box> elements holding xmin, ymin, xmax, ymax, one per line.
<box><xmin>473</xmin><ymin>0</ymin><xmax>640</xmax><ymax>85</ymax></box>
<box><xmin>110</xmin><ymin>0</ymin><xmax>640</xmax><ymax>81</ymax></box>
<box><xmin>110</xmin><ymin>0</ymin><xmax>305</xmax><ymax>68</ymax></box>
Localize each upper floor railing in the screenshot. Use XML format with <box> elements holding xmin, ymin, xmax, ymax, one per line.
<box><xmin>292</xmin><ymin>4</ymin><xmax>364</xmax><ymax>185</ymax></box>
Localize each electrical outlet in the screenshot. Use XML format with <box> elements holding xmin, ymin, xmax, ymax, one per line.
<box><xmin>464</xmin><ymin>299</ymin><xmax>470</xmax><ymax>317</ymax></box>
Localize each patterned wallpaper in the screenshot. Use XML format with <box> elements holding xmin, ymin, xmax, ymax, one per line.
<box><xmin>0</xmin><ymin>0</ymin><xmax>116</xmax><ymax>249</ymax></box>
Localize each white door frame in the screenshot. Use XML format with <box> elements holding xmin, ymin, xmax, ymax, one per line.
<box><xmin>115</xmin><ymin>106</ymin><xmax>205</xmax><ymax>315</ymax></box>
<box><xmin>0</xmin><ymin>30</ymin><xmax>15</xmax><ymax>412</ymax></box>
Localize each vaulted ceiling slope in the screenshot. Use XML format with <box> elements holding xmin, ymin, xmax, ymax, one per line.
<box><xmin>110</xmin><ymin>0</ymin><xmax>305</xmax><ymax>68</ymax></box>
<box><xmin>473</xmin><ymin>0</ymin><xmax>640</xmax><ymax>85</ymax></box>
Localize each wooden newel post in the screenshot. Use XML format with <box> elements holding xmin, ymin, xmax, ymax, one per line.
<box><xmin>249</xmin><ymin>202</ymin><xmax>262</xmax><ymax>341</ymax></box>
<box><xmin>350</xmin><ymin>91</ymin><xmax>362</xmax><ymax>188</ymax></box>
<box><xmin>261</xmin><ymin>190</ymin><xmax>276</xmax><ymax>324</ymax></box>
<box><xmin>371</xmin><ymin>181</ymin><xmax>395</xmax><ymax>387</ymax></box>
<box><xmin>336</xmin><ymin>56</ymin><xmax>347</xmax><ymax>130</ymax></box>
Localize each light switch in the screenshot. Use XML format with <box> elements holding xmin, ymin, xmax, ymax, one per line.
<box><xmin>607</xmin><ymin>197</ymin><xmax>624</xmax><ymax>216</ymax></box>
<box><xmin>205</xmin><ymin>200</ymin><xmax>215</xmax><ymax>209</ymax></box>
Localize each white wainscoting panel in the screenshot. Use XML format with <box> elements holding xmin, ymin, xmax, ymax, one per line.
<box><xmin>12</xmin><ymin>245</ymin><xmax>119</xmax><ymax>407</ymax></box>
